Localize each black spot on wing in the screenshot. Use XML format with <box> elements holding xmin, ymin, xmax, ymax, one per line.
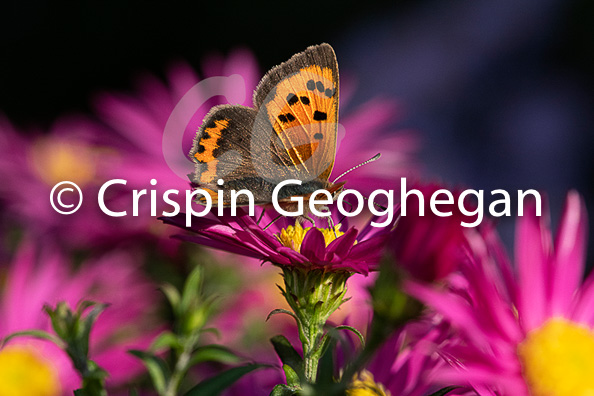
<box><xmin>287</xmin><ymin>93</ymin><xmax>299</xmax><ymax>105</ymax></box>
<box><xmin>307</xmin><ymin>80</ymin><xmax>316</xmax><ymax>90</ymax></box>
<box><xmin>314</xmin><ymin>133</ymin><xmax>323</xmax><ymax>140</ymax></box>
<box><xmin>278</xmin><ymin>113</ymin><xmax>296</xmax><ymax>123</ymax></box>
<box><xmin>316</xmin><ymin>81</ymin><xmax>325</xmax><ymax>92</ymax></box>
<box><xmin>313</xmin><ymin>111</ymin><xmax>327</xmax><ymax>121</ymax></box>
<box><xmin>300</xmin><ymin>96</ymin><xmax>310</xmax><ymax>105</ymax></box>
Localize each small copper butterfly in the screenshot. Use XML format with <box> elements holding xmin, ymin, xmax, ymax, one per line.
<box><xmin>189</xmin><ymin>44</ymin><xmax>347</xmax><ymax>219</ymax></box>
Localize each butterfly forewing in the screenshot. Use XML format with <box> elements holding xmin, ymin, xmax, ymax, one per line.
<box><xmin>254</xmin><ymin>44</ymin><xmax>339</xmax><ymax>183</ymax></box>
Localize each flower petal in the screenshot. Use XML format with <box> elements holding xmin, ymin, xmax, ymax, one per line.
<box><xmin>551</xmin><ymin>191</ymin><xmax>588</xmax><ymax>316</ymax></box>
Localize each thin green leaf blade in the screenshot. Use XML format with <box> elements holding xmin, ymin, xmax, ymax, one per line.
<box><xmin>270</xmin><ymin>335</ymin><xmax>303</xmax><ymax>380</ymax></box>
<box><xmin>129</xmin><ymin>350</ymin><xmax>170</xmax><ymax>394</ymax></box>
<box><xmin>189</xmin><ymin>345</ymin><xmax>241</xmax><ymax>366</ymax></box>
<box><xmin>427</xmin><ymin>386</ymin><xmax>459</xmax><ymax>396</ymax></box>
<box><xmin>184</xmin><ymin>364</ymin><xmax>266</xmax><ymax>396</ymax></box>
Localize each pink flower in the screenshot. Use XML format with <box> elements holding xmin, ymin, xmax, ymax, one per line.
<box><xmin>0</xmin><ymin>115</ymin><xmax>125</xmax><ymax>247</ymax></box>
<box><xmin>93</xmin><ymin>51</ymin><xmax>261</xmax><ymax>207</ymax></box>
<box><xmin>409</xmin><ymin>191</ymin><xmax>594</xmax><ymax>395</ymax></box>
<box><xmin>363</xmin><ymin>318</ymin><xmax>470</xmax><ymax>396</ymax></box>
<box><xmin>164</xmin><ymin>208</ymin><xmax>393</xmax><ymax>275</ymax></box>
<box><xmin>0</xmin><ymin>239</ymin><xmax>161</xmax><ymax>395</ymax></box>
<box><xmin>392</xmin><ymin>184</ymin><xmax>470</xmax><ymax>283</ymax></box>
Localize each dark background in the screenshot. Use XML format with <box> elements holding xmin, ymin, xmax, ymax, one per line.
<box><xmin>2</xmin><ymin>0</ymin><xmax>594</xmax><ymax>264</ymax></box>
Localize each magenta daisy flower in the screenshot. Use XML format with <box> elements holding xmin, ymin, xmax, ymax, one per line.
<box><xmin>0</xmin><ymin>239</ymin><xmax>161</xmax><ymax>395</ymax></box>
<box><xmin>0</xmin><ymin>115</ymin><xmax>123</xmax><ymax>247</ymax></box>
<box><xmin>355</xmin><ymin>318</ymin><xmax>469</xmax><ymax>396</ymax></box>
<box><xmin>409</xmin><ymin>191</ymin><xmax>594</xmax><ymax>395</ymax></box>
<box><xmin>93</xmin><ymin>51</ymin><xmax>261</xmax><ymax>204</ymax></box>
<box><xmin>163</xmin><ymin>207</ymin><xmax>391</xmax><ymax>275</ymax></box>
<box><xmin>391</xmin><ymin>183</ymin><xmax>472</xmax><ymax>283</ymax></box>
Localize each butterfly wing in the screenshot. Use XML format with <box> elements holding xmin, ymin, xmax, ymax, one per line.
<box><xmin>189</xmin><ymin>43</ymin><xmax>339</xmax><ymax>205</ymax></box>
<box><xmin>253</xmin><ymin>43</ymin><xmax>339</xmax><ymax>183</ymax></box>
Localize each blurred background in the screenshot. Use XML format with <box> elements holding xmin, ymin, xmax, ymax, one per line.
<box><xmin>0</xmin><ymin>0</ymin><xmax>593</xmax><ymax>393</ymax></box>
<box><xmin>2</xmin><ymin>0</ymin><xmax>593</xmax><ymax>260</ymax></box>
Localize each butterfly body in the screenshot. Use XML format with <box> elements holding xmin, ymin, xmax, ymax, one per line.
<box><xmin>189</xmin><ymin>44</ymin><xmax>341</xmax><ymax>220</ymax></box>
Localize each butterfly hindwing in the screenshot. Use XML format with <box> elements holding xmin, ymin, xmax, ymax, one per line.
<box><xmin>189</xmin><ymin>43</ymin><xmax>340</xmax><ymax>206</ymax></box>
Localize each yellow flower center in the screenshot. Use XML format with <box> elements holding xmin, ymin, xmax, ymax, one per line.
<box><xmin>518</xmin><ymin>318</ymin><xmax>594</xmax><ymax>396</ymax></box>
<box><xmin>0</xmin><ymin>345</ymin><xmax>61</xmax><ymax>396</ymax></box>
<box><xmin>346</xmin><ymin>370</ymin><xmax>391</xmax><ymax>396</ymax></box>
<box><xmin>30</xmin><ymin>138</ymin><xmax>97</xmax><ymax>187</ymax></box>
<box><xmin>276</xmin><ymin>222</ymin><xmax>344</xmax><ymax>253</ymax></box>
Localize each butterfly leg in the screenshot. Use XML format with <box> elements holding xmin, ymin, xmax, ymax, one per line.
<box><xmin>255</xmin><ymin>208</ymin><xmax>266</xmax><ymax>225</ymax></box>
<box><xmin>326</xmin><ymin>215</ymin><xmax>338</xmax><ymax>238</ymax></box>
<box><xmin>263</xmin><ymin>214</ymin><xmax>283</xmax><ymax>231</ymax></box>
<box><xmin>297</xmin><ymin>213</ymin><xmax>316</xmax><ymax>228</ymax></box>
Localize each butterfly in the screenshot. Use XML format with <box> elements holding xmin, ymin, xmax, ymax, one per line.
<box><xmin>189</xmin><ymin>43</ymin><xmax>351</xmax><ymax>223</ymax></box>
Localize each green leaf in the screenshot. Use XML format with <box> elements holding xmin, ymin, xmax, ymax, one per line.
<box><xmin>150</xmin><ymin>331</ymin><xmax>182</xmax><ymax>352</ymax></box>
<box><xmin>184</xmin><ymin>364</ymin><xmax>266</xmax><ymax>396</ymax></box>
<box><xmin>180</xmin><ymin>266</ymin><xmax>203</xmax><ymax>314</ymax></box>
<box><xmin>317</xmin><ymin>336</ymin><xmax>336</xmax><ymax>386</ymax></box>
<box><xmin>129</xmin><ymin>350</ymin><xmax>170</xmax><ymax>394</ymax></box>
<box><xmin>160</xmin><ymin>283</ymin><xmax>181</xmax><ymax>313</ymax></box>
<box><xmin>269</xmin><ymin>384</ymin><xmax>299</xmax><ymax>396</ymax></box>
<box><xmin>2</xmin><ymin>330</ymin><xmax>66</xmax><ymax>349</ymax></box>
<box><xmin>335</xmin><ymin>325</ymin><xmax>365</xmax><ymax>348</ymax></box>
<box><xmin>282</xmin><ymin>364</ymin><xmax>300</xmax><ymax>388</ymax></box>
<box><xmin>78</xmin><ymin>303</ymin><xmax>109</xmax><ymax>355</ymax></box>
<box><xmin>75</xmin><ymin>300</ymin><xmax>97</xmax><ymax>316</ymax></box>
<box><xmin>199</xmin><ymin>327</ymin><xmax>222</xmax><ymax>339</ymax></box>
<box><xmin>266</xmin><ymin>309</ymin><xmax>299</xmax><ymax>324</ymax></box>
<box><xmin>270</xmin><ymin>335</ymin><xmax>303</xmax><ymax>380</ymax></box>
<box><xmin>426</xmin><ymin>386</ymin><xmax>459</xmax><ymax>396</ymax></box>
<box><xmin>189</xmin><ymin>345</ymin><xmax>241</xmax><ymax>366</ymax></box>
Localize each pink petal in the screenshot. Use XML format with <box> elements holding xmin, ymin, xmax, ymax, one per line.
<box><xmin>551</xmin><ymin>191</ymin><xmax>587</xmax><ymax>316</ymax></box>
<box><xmin>515</xmin><ymin>198</ymin><xmax>551</xmax><ymax>331</ymax></box>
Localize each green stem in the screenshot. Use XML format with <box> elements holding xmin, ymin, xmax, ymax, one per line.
<box><xmin>300</xmin><ymin>313</ymin><xmax>325</xmax><ymax>383</ymax></box>
<box><xmin>163</xmin><ymin>334</ymin><xmax>198</xmax><ymax>396</ymax></box>
<box><xmin>280</xmin><ymin>268</ymin><xmax>351</xmax><ymax>386</ymax></box>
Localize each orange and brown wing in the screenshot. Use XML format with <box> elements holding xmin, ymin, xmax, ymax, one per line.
<box><xmin>252</xmin><ymin>43</ymin><xmax>339</xmax><ymax>183</ymax></box>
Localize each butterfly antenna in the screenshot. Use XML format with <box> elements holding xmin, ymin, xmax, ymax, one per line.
<box><xmin>332</xmin><ymin>153</ymin><xmax>382</xmax><ymax>184</ymax></box>
<box><xmin>363</xmin><ymin>196</ymin><xmax>388</xmax><ymax>211</ymax></box>
<box><xmin>327</xmin><ymin>215</ymin><xmax>338</xmax><ymax>238</ymax></box>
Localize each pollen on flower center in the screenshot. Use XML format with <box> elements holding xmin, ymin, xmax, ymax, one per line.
<box><xmin>30</xmin><ymin>139</ymin><xmax>97</xmax><ymax>187</ymax></box>
<box><xmin>0</xmin><ymin>345</ymin><xmax>61</xmax><ymax>396</ymax></box>
<box><xmin>518</xmin><ymin>318</ymin><xmax>594</xmax><ymax>396</ymax></box>
<box><xmin>276</xmin><ymin>222</ymin><xmax>344</xmax><ymax>253</ymax></box>
<box><xmin>346</xmin><ymin>370</ymin><xmax>391</xmax><ymax>396</ymax></box>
